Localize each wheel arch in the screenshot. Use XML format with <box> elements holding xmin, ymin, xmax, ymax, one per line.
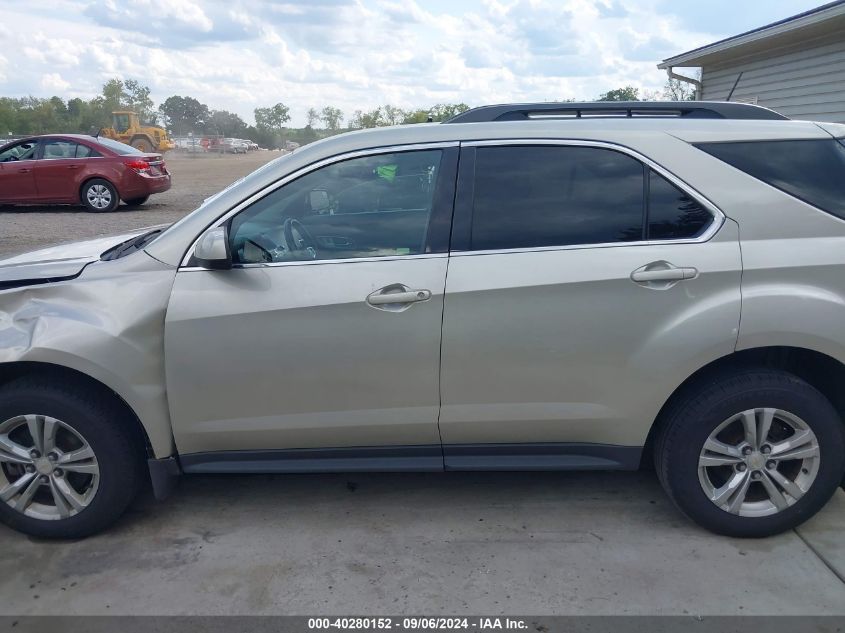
<box><xmin>0</xmin><ymin>361</ymin><xmax>154</xmax><ymax>459</ymax></box>
<box><xmin>643</xmin><ymin>346</ymin><xmax>845</xmax><ymax>468</ymax></box>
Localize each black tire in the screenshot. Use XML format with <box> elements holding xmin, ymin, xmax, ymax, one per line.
<box><xmin>655</xmin><ymin>369</ymin><xmax>845</xmax><ymax>537</ymax></box>
<box><xmin>123</xmin><ymin>195</ymin><xmax>150</xmax><ymax>207</ymax></box>
<box><xmin>131</xmin><ymin>138</ymin><xmax>154</xmax><ymax>153</ymax></box>
<box><xmin>0</xmin><ymin>377</ymin><xmax>145</xmax><ymax>539</ymax></box>
<box><xmin>80</xmin><ymin>178</ymin><xmax>119</xmax><ymax>213</ymax></box>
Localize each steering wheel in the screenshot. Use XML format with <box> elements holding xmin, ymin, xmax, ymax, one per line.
<box><xmin>243</xmin><ymin>234</ymin><xmax>285</xmax><ymax>263</ymax></box>
<box><xmin>283</xmin><ymin>218</ymin><xmax>318</xmax><ymax>259</ymax></box>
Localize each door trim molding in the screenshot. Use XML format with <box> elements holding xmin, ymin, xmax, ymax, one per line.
<box><xmin>443</xmin><ymin>442</ymin><xmax>642</xmax><ymax>471</ymax></box>
<box><xmin>179</xmin><ymin>443</ymin><xmax>642</xmax><ymax>474</ymax></box>
<box><xmin>180</xmin><ymin>445</ymin><xmax>444</xmax><ymax>474</ymax></box>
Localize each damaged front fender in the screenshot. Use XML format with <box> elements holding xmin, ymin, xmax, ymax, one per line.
<box><xmin>0</xmin><ymin>251</ymin><xmax>178</xmax><ymax>458</ymax></box>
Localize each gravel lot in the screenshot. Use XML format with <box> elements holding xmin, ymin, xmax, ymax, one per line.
<box><xmin>0</xmin><ymin>151</ymin><xmax>279</xmax><ymax>259</ymax></box>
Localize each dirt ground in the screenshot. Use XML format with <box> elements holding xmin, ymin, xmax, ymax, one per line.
<box><xmin>0</xmin><ymin>151</ymin><xmax>279</xmax><ymax>258</ymax></box>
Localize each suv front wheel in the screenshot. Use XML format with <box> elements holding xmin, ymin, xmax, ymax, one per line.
<box><xmin>656</xmin><ymin>369</ymin><xmax>845</xmax><ymax>537</ymax></box>
<box><xmin>0</xmin><ymin>377</ymin><xmax>145</xmax><ymax>538</ymax></box>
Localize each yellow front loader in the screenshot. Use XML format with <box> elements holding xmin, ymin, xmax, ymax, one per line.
<box><xmin>100</xmin><ymin>111</ymin><xmax>175</xmax><ymax>153</ymax></box>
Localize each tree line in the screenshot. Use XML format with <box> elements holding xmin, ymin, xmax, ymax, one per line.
<box><xmin>0</xmin><ymin>78</ymin><xmax>694</xmax><ymax>149</ymax></box>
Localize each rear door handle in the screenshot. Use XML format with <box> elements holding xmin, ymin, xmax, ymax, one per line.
<box><xmin>66</xmin><ymin>165</ymin><xmax>80</xmax><ymax>170</ymax></box>
<box><xmin>631</xmin><ymin>261</ymin><xmax>698</xmax><ymax>286</ymax></box>
<box><xmin>366</xmin><ymin>284</ymin><xmax>432</xmax><ymax>312</ymax></box>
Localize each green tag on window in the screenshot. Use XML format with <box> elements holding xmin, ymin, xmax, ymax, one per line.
<box><xmin>376</xmin><ymin>164</ymin><xmax>398</xmax><ymax>182</ymax></box>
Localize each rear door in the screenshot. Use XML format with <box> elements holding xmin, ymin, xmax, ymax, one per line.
<box><xmin>33</xmin><ymin>139</ymin><xmax>91</xmax><ymax>202</ymax></box>
<box><xmin>439</xmin><ymin>141</ymin><xmax>742</xmax><ymax>468</ymax></box>
<box><xmin>0</xmin><ymin>140</ymin><xmax>40</xmax><ymax>202</ymax></box>
<box><xmin>165</xmin><ymin>145</ymin><xmax>458</xmax><ymax>465</ymax></box>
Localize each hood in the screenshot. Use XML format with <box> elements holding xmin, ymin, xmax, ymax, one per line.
<box><xmin>0</xmin><ymin>227</ymin><xmax>161</xmax><ymax>288</ymax></box>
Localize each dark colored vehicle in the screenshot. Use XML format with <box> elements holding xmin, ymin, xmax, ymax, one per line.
<box><xmin>0</xmin><ymin>134</ymin><xmax>171</xmax><ymax>212</ymax></box>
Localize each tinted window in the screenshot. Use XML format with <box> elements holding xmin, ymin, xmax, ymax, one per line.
<box><xmin>229</xmin><ymin>150</ymin><xmax>442</xmax><ymax>264</ymax></box>
<box><xmin>696</xmin><ymin>139</ymin><xmax>845</xmax><ymax>218</ymax></box>
<box><xmin>470</xmin><ymin>146</ymin><xmax>644</xmax><ymax>250</ymax></box>
<box><xmin>648</xmin><ymin>170</ymin><xmax>711</xmax><ymax>239</ymax></box>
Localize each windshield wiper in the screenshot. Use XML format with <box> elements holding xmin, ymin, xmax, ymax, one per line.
<box><xmin>100</xmin><ymin>229</ymin><xmax>163</xmax><ymax>261</ymax></box>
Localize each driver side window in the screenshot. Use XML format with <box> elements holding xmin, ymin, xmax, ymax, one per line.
<box><xmin>0</xmin><ymin>140</ymin><xmax>39</xmax><ymax>162</ymax></box>
<box><xmin>229</xmin><ymin>149</ymin><xmax>443</xmax><ymax>264</ymax></box>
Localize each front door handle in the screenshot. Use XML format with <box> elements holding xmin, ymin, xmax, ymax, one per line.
<box><xmin>18</xmin><ymin>168</ymin><xmax>31</xmax><ymax>174</ymax></box>
<box><xmin>366</xmin><ymin>284</ymin><xmax>432</xmax><ymax>312</ymax></box>
<box><xmin>368</xmin><ymin>290</ymin><xmax>431</xmax><ymax>305</ymax></box>
<box><xmin>631</xmin><ymin>261</ymin><xmax>698</xmax><ymax>287</ymax></box>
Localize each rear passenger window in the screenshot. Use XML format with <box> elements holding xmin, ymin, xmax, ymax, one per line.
<box><xmin>648</xmin><ymin>170</ymin><xmax>711</xmax><ymax>240</ymax></box>
<box><xmin>42</xmin><ymin>140</ymin><xmax>77</xmax><ymax>159</ymax></box>
<box><xmin>470</xmin><ymin>146</ymin><xmax>644</xmax><ymax>250</ymax></box>
<box><xmin>468</xmin><ymin>145</ymin><xmax>714</xmax><ymax>250</ymax></box>
<box><xmin>696</xmin><ymin>139</ymin><xmax>845</xmax><ymax>218</ymax></box>
<box><xmin>41</xmin><ymin>140</ymin><xmax>100</xmax><ymax>159</ymax></box>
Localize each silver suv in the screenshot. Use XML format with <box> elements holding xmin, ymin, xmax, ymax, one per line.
<box><xmin>1</xmin><ymin>101</ymin><xmax>844</xmax><ymax>539</ymax></box>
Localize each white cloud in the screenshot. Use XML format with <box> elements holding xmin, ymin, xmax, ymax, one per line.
<box><xmin>40</xmin><ymin>72</ymin><xmax>71</xmax><ymax>92</ymax></box>
<box><xmin>90</xmin><ymin>0</ymin><xmax>213</xmax><ymax>33</ymax></box>
<box><xmin>0</xmin><ymin>0</ymin><xmax>760</xmax><ymax>125</ymax></box>
<box><xmin>161</xmin><ymin>0</ymin><xmax>214</xmax><ymax>31</ymax></box>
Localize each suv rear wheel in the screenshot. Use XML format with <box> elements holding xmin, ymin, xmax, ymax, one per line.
<box><xmin>656</xmin><ymin>370</ymin><xmax>845</xmax><ymax>537</ymax></box>
<box><xmin>0</xmin><ymin>378</ymin><xmax>145</xmax><ymax>538</ymax></box>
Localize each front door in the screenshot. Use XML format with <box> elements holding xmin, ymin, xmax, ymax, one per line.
<box><xmin>165</xmin><ymin>146</ymin><xmax>458</xmax><ymax>468</ymax></box>
<box><xmin>0</xmin><ymin>140</ymin><xmax>39</xmax><ymax>202</ymax></box>
<box><xmin>439</xmin><ymin>143</ymin><xmax>742</xmax><ymax>468</ymax></box>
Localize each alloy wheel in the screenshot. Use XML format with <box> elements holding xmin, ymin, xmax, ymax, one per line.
<box><xmin>698</xmin><ymin>408</ymin><xmax>820</xmax><ymax>517</ymax></box>
<box><xmin>86</xmin><ymin>184</ymin><xmax>112</xmax><ymax>210</ymax></box>
<box><xmin>0</xmin><ymin>414</ymin><xmax>99</xmax><ymax>520</ymax></box>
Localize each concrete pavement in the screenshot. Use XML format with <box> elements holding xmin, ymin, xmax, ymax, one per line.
<box><xmin>0</xmin><ymin>471</ymin><xmax>843</xmax><ymax>615</ymax></box>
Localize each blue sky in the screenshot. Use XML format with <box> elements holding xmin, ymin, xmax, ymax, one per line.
<box><xmin>0</xmin><ymin>0</ymin><xmax>826</xmax><ymax>126</ymax></box>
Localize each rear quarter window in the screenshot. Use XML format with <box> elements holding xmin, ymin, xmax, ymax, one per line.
<box><xmin>648</xmin><ymin>170</ymin><xmax>712</xmax><ymax>240</ymax></box>
<box><xmin>696</xmin><ymin>139</ymin><xmax>845</xmax><ymax>219</ymax></box>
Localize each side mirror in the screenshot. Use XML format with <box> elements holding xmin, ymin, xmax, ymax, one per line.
<box><xmin>193</xmin><ymin>226</ymin><xmax>232</xmax><ymax>270</ymax></box>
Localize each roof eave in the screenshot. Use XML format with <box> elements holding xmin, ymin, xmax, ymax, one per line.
<box><xmin>658</xmin><ymin>0</ymin><xmax>845</xmax><ymax>68</ymax></box>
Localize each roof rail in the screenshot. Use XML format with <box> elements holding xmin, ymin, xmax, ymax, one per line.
<box><xmin>443</xmin><ymin>101</ymin><xmax>788</xmax><ymax>123</ymax></box>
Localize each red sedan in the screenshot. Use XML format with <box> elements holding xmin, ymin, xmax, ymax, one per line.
<box><xmin>0</xmin><ymin>134</ymin><xmax>171</xmax><ymax>212</ymax></box>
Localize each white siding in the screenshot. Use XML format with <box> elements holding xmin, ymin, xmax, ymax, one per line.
<box><xmin>700</xmin><ymin>30</ymin><xmax>845</xmax><ymax>123</ymax></box>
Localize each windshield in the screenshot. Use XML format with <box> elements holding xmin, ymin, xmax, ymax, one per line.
<box><xmin>95</xmin><ymin>137</ymin><xmax>143</xmax><ymax>155</ymax></box>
